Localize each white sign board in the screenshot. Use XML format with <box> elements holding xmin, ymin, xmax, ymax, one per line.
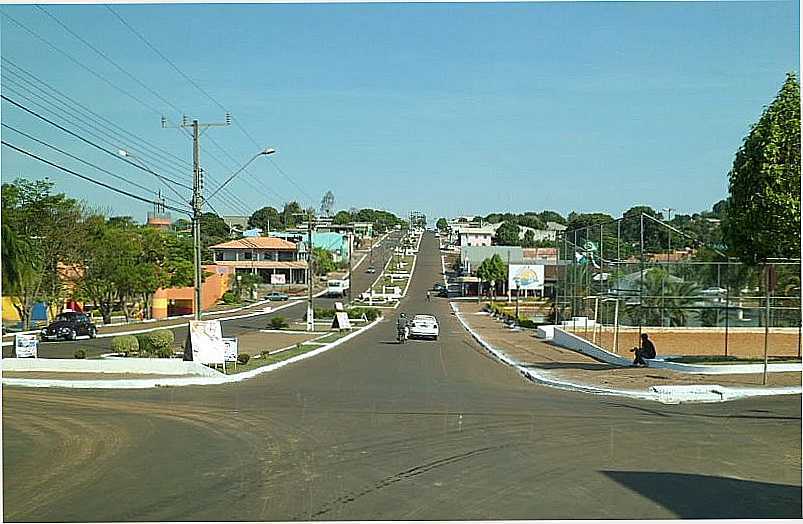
<box><xmin>222</xmin><ymin>337</ymin><xmax>238</xmax><ymax>362</ymax></box>
<box><xmin>270</xmin><ymin>273</ymin><xmax>286</xmax><ymax>285</ymax></box>
<box><xmin>509</xmin><ymin>264</ymin><xmax>545</xmax><ymax>291</ymax></box>
<box><xmin>332</xmin><ymin>312</ymin><xmax>352</xmax><ymax>330</ymax></box>
<box><xmin>14</xmin><ymin>334</ymin><xmax>38</xmax><ymax>358</ymax></box>
<box><xmin>189</xmin><ymin>320</ymin><xmax>225</xmax><ymax>364</ymax></box>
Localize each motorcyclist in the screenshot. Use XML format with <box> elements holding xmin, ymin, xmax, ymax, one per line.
<box><xmin>397</xmin><ymin>313</ymin><xmax>408</xmax><ymax>342</ymax></box>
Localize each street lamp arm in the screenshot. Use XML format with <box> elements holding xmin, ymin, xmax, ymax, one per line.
<box><xmin>207</xmin><ymin>148</ymin><xmax>275</xmax><ymax>201</ymax></box>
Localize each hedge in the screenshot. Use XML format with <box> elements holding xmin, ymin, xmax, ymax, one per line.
<box><xmin>110</xmin><ymin>335</ymin><xmax>139</xmax><ymax>355</ymax></box>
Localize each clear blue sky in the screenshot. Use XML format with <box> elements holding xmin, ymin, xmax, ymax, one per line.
<box><xmin>1</xmin><ymin>1</ymin><xmax>799</xmax><ymax>223</ymax></box>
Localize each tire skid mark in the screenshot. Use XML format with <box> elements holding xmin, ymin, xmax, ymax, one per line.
<box><xmin>306</xmin><ymin>444</ymin><xmax>509</xmax><ymax>518</ymax></box>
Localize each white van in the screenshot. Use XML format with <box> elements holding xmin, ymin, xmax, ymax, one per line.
<box><xmin>327</xmin><ymin>278</ymin><xmax>350</xmax><ymax>297</ymax></box>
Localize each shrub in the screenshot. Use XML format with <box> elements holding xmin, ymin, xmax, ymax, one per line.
<box><xmin>518</xmin><ymin>319</ymin><xmax>539</xmax><ymax>329</ymax></box>
<box><xmin>222</xmin><ymin>291</ymin><xmax>238</xmax><ymax>305</ymax></box>
<box><xmin>347</xmin><ymin>307</ymin><xmax>380</xmax><ymax>321</ymax></box>
<box><xmin>260</xmin><ymin>350</ymin><xmax>271</xmax><ymax>359</ymax></box>
<box><xmin>237</xmin><ymin>353</ymin><xmax>250</xmax><ymax>365</ymax></box>
<box><xmin>135</xmin><ymin>333</ymin><xmax>151</xmax><ymax>354</ymax></box>
<box><xmin>308</xmin><ymin>307</ymin><xmax>335</xmax><ymax>319</ymax></box>
<box><xmin>110</xmin><ymin>335</ymin><xmax>139</xmax><ymax>356</ymax></box>
<box><xmin>143</xmin><ymin>329</ymin><xmax>175</xmax><ymax>358</ymax></box>
<box><xmin>269</xmin><ymin>316</ymin><xmax>289</xmax><ymax>330</ymax></box>
<box><xmin>73</xmin><ymin>349</ymin><xmax>86</xmax><ymax>359</ymax></box>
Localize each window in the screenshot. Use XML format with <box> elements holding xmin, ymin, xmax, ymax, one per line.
<box><xmin>243</xmin><ymin>251</ymin><xmax>252</xmax><ymax>260</ymax></box>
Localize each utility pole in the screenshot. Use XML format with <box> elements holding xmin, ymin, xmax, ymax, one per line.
<box><xmin>347</xmin><ymin>230</ymin><xmax>353</xmax><ymax>305</ymax></box>
<box><xmin>306</xmin><ymin>210</ymin><xmax>316</xmax><ymax>331</ymax></box>
<box><xmin>165</xmin><ymin>114</ymin><xmax>230</xmax><ymax>320</ymax></box>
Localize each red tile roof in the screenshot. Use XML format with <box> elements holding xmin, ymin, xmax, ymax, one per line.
<box><xmin>210</xmin><ymin>237</ymin><xmax>298</xmax><ymax>250</ymax></box>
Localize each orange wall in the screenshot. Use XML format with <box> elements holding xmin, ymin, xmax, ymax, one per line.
<box><xmin>152</xmin><ymin>265</ymin><xmax>233</xmax><ymax>319</ymax></box>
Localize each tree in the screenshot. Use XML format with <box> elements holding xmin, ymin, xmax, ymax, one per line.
<box><xmin>723</xmin><ymin>73</ymin><xmax>801</xmax><ymax>264</ymax></box>
<box><xmin>248</xmin><ymin>206</ymin><xmax>281</xmax><ymax>232</ymax></box>
<box><xmin>522</xmin><ymin>229</ymin><xmax>536</xmax><ymax>248</ymax></box>
<box><xmin>280</xmin><ymin>201</ymin><xmax>303</xmax><ymax>228</ymax></box>
<box><xmin>476</xmin><ymin>254</ymin><xmax>508</xmax><ymax>300</ymax></box>
<box><xmin>620</xmin><ymin>206</ymin><xmax>664</xmax><ymax>252</ymax></box>
<box><xmin>436</xmin><ymin>218</ymin><xmax>448</xmax><ymax>231</ymax></box>
<box><xmin>2</xmin><ymin>178</ymin><xmax>85</xmax><ymax>328</ymax></box>
<box><xmin>312</xmin><ymin>247</ymin><xmax>336</xmax><ymax>276</ymax></box>
<box><xmin>494</xmin><ymin>221</ymin><xmax>521</xmax><ymax>246</ymax></box>
<box><xmin>332</xmin><ymin>210</ymin><xmax>353</xmax><ymax>225</ymax></box>
<box><xmin>538</xmin><ymin>210</ymin><xmax>566</xmax><ymax>225</ymax></box>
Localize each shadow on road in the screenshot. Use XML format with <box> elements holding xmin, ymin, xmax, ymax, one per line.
<box><xmin>601</xmin><ymin>470</ymin><xmax>802</xmax><ymax>518</ymax></box>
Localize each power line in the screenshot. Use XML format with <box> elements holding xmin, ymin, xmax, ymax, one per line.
<box><xmin>2</xmin><ymin>140</ymin><xmax>190</xmax><ymax>215</ymax></box>
<box><xmin>105</xmin><ymin>5</ymin><xmax>315</xmax><ymax>205</ymax></box>
<box><xmin>1</xmin><ymin>94</ymin><xmax>193</xmax><ymax>192</ymax></box>
<box><xmin>1</xmin><ymin>52</ymin><xmax>193</xmax><ymax>181</ymax></box>
<box><xmin>35</xmin><ymin>5</ymin><xmax>184</xmax><ymax>116</ymax></box>
<box><xmin>1</xmin><ymin>122</ymin><xmax>188</xmax><ymax>208</ymax></box>
<box><xmin>1</xmin><ymin>9</ymin><xmax>168</xmax><ymax>120</ymax></box>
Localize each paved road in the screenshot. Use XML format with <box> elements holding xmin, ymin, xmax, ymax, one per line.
<box><xmin>3</xmin><ymin>232</ymin><xmax>801</xmax><ymax>521</ymax></box>
<box><xmin>2</xmin><ymin>232</ymin><xmax>403</xmax><ymax>359</ymax></box>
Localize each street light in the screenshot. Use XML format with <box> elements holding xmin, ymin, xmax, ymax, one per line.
<box><xmin>206</xmin><ymin>148</ymin><xmax>276</xmax><ymax>201</ymax></box>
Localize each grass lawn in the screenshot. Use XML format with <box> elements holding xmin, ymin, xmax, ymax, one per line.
<box><xmin>220</xmin><ymin>329</ymin><xmax>357</xmax><ymax>374</ymax></box>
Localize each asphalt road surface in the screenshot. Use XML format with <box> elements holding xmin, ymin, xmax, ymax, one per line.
<box><xmin>3</xmin><ymin>231</ymin><xmax>403</xmax><ymax>360</ymax></box>
<box><xmin>3</xmin><ymin>232</ymin><xmax>801</xmax><ymax>521</ymax></box>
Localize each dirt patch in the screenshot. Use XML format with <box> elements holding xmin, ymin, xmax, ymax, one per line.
<box><xmin>455</xmin><ymin>302</ymin><xmax>802</xmax><ymax>393</ymax></box>
<box><xmin>234</xmin><ymin>331</ymin><xmax>325</xmax><ymax>355</ymax></box>
<box><xmin>567</xmin><ymin>328</ymin><xmax>801</xmax><ymax>359</ymax></box>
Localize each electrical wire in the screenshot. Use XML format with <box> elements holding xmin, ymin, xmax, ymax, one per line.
<box><xmin>35</xmin><ymin>5</ymin><xmax>185</xmax><ymax>116</ymax></box>
<box><xmin>105</xmin><ymin>5</ymin><xmax>315</xmax><ymax>205</ymax></box>
<box><xmin>1</xmin><ymin>94</ymin><xmax>193</xmax><ymax>192</ymax></box>
<box><xmin>2</xmin><ymin>140</ymin><xmax>191</xmax><ymax>215</ymax></box>
<box><xmin>1</xmin><ymin>122</ymin><xmax>188</xmax><ymax>208</ymax></box>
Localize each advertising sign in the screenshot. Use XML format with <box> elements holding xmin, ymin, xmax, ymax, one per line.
<box><xmin>270</xmin><ymin>273</ymin><xmax>286</xmax><ymax>285</ymax></box>
<box><xmin>188</xmin><ymin>320</ymin><xmax>225</xmax><ymax>364</ymax></box>
<box><xmin>14</xmin><ymin>334</ymin><xmax>38</xmax><ymax>358</ymax></box>
<box><xmin>508</xmin><ymin>264</ymin><xmax>545</xmax><ymax>291</ymax></box>
<box><xmin>222</xmin><ymin>337</ymin><xmax>238</xmax><ymax>363</ymax></box>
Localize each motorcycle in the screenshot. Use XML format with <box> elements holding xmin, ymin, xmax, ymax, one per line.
<box><xmin>397</xmin><ymin>325</ymin><xmax>408</xmax><ymax>344</ymax></box>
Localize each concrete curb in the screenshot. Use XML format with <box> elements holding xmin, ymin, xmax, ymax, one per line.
<box><xmin>450</xmin><ymin>303</ymin><xmax>801</xmax><ymax>404</ymax></box>
<box><xmin>1</xmin><ymin>316</ymin><xmax>383</xmax><ymax>389</ymax></box>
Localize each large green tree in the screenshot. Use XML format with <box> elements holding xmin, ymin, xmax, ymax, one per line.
<box><xmin>723</xmin><ymin>73</ymin><xmax>801</xmax><ymax>263</ymax></box>
<box><xmin>248</xmin><ymin>206</ymin><xmax>281</xmax><ymax>232</ymax></box>
<box><xmin>476</xmin><ymin>254</ymin><xmax>508</xmax><ymax>299</ymax></box>
<box><xmin>2</xmin><ymin>178</ymin><xmax>85</xmax><ymax>327</ymax></box>
<box><xmin>436</xmin><ymin>217</ymin><xmax>448</xmax><ymax>231</ymax></box>
<box><xmin>494</xmin><ymin>221</ymin><xmax>521</xmax><ymax>246</ymax></box>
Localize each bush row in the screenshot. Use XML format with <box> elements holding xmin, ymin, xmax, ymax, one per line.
<box><xmin>109</xmin><ymin>329</ymin><xmax>176</xmax><ymax>358</ymax></box>
<box><xmin>485</xmin><ymin>303</ymin><xmax>539</xmax><ymax>329</ymax></box>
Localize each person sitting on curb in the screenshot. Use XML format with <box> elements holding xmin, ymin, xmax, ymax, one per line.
<box><xmin>630</xmin><ymin>333</ymin><xmax>656</xmax><ymax>367</ymax></box>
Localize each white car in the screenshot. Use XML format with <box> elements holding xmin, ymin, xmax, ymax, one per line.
<box><xmin>409</xmin><ymin>314</ymin><xmax>439</xmax><ymax>340</ymax></box>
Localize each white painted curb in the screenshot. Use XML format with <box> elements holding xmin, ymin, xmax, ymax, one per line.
<box><xmin>450</xmin><ymin>303</ymin><xmax>801</xmax><ymax>404</ymax></box>
<box><xmin>1</xmin><ymin>316</ymin><xmax>383</xmax><ymax>389</ymax></box>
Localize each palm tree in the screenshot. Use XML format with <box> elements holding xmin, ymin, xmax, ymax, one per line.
<box><xmin>626</xmin><ymin>268</ymin><xmax>700</xmax><ymax>327</ymax></box>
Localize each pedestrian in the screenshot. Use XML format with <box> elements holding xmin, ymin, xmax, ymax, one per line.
<box><xmin>426</xmin><ymin>290</ymin><xmax>431</xmax><ymax>302</ymax></box>
<box><xmin>630</xmin><ymin>333</ymin><xmax>657</xmax><ymax>367</ymax></box>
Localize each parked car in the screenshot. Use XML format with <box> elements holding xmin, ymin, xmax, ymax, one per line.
<box><xmin>40</xmin><ymin>311</ymin><xmax>97</xmax><ymax>341</ymax></box>
<box><xmin>265</xmin><ymin>291</ymin><xmax>289</xmax><ymax>301</ymax></box>
<box><xmin>409</xmin><ymin>314</ymin><xmax>439</xmax><ymax>340</ymax></box>
<box><xmin>366</xmin><ymin>266</ymin><xmax>377</xmax><ymax>274</ymax></box>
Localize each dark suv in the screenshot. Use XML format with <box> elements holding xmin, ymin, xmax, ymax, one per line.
<box><xmin>41</xmin><ymin>312</ymin><xmax>97</xmax><ymax>341</ymax></box>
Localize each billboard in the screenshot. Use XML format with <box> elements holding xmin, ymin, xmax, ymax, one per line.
<box><xmin>270</xmin><ymin>273</ymin><xmax>286</xmax><ymax>285</ymax></box>
<box><xmin>188</xmin><ymin>320</ymin><xmax>225</xmax><ymax>364</ymax></box>
<box><xmin>508</xmin><ymin>264</ymin><xmax>545</xmax><ymax>291</ymax></box>
<box><xmin>14</xmin><ymin>334</ymin><xmax>38</xmax><ymax>358</ymax></box>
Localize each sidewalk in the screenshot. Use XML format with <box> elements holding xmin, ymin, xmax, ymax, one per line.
<box><xmin>453</xmin><ymin>302</ymin><xmax>801</xmax><ymax>400</ymax></box>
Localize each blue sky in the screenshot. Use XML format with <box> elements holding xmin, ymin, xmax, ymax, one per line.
<box><xmin>1</xmin><ymin>1</ymin><xmax>799</xmax><ymax>223</ymax></box>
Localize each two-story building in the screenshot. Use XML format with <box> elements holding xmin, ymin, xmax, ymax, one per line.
<box><xmin>210</xmin><ymin>237</ymin><xmax>308</xmax><ymax>284</ymax></box>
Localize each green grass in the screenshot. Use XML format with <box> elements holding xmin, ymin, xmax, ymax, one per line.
<box><xmin>220</xmin><ymin>330</ymin><xmax>356</xmax><ymax>374</ymax></box>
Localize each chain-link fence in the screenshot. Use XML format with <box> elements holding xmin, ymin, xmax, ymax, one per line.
<box><xmin>555</xmin><ymin>214</ymin><xmax>801</xmax><ymax>359</ymax></box>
